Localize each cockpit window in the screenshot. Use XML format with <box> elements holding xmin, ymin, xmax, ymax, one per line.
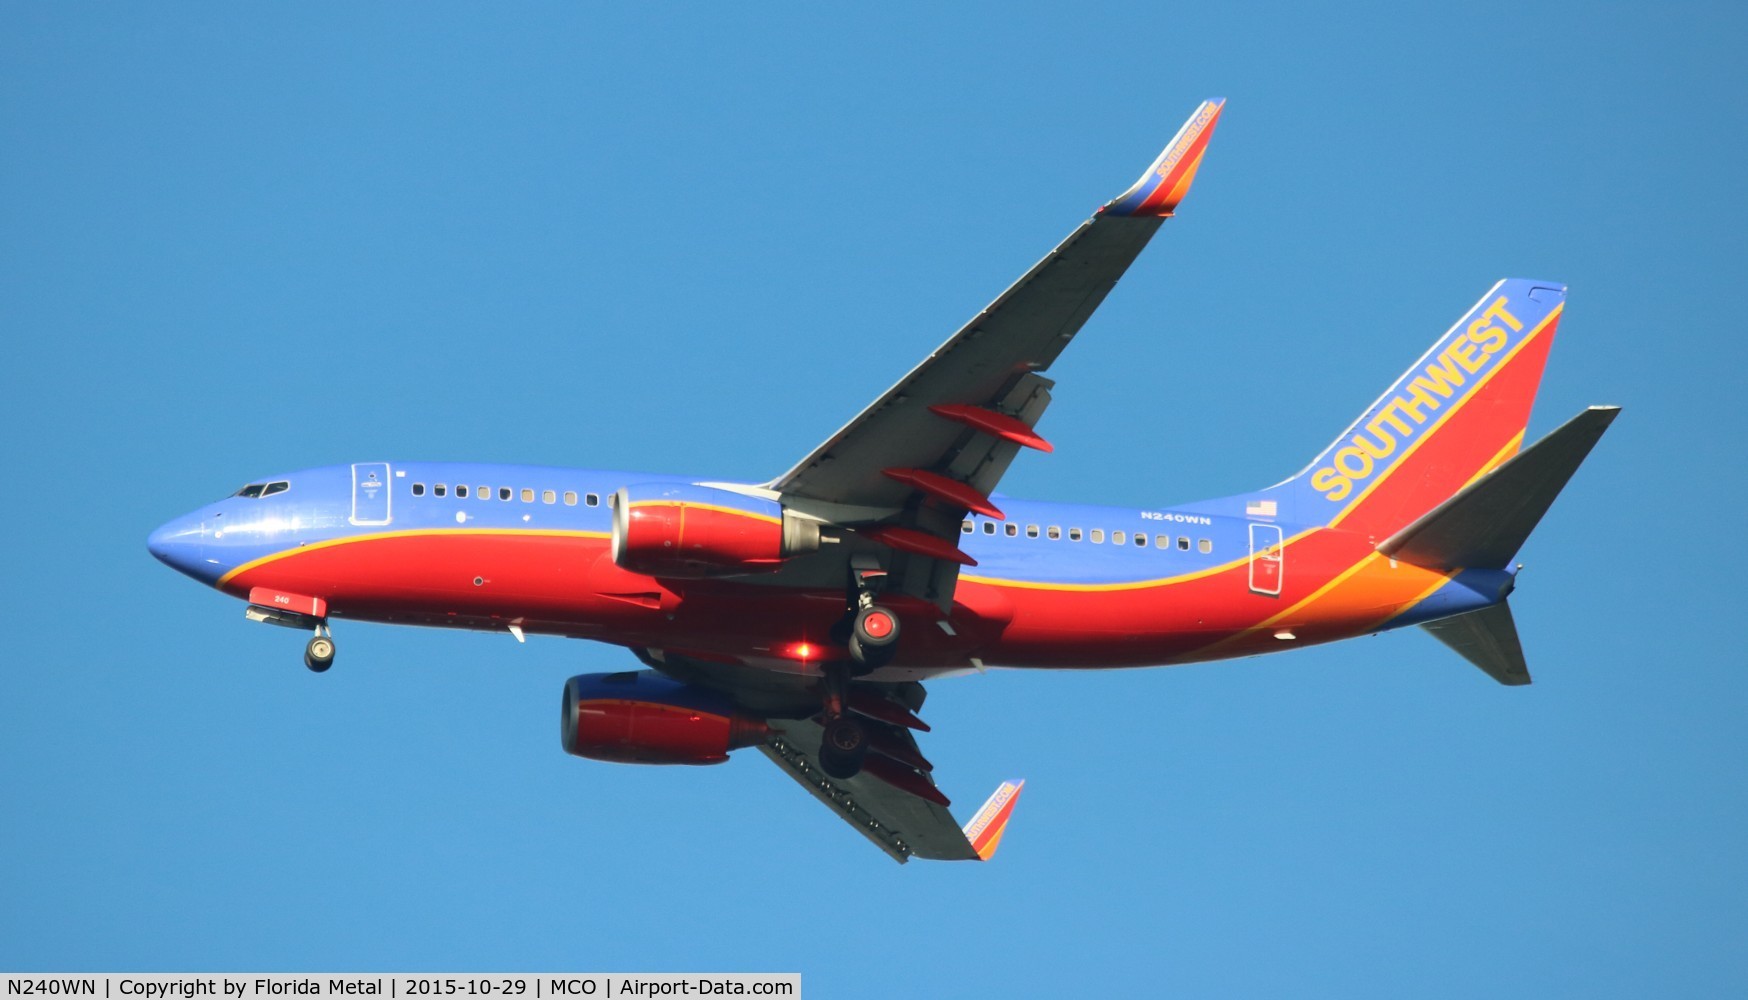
<box><xmin>233</xmin><ymin>481</ymin><xmax>288</xmax><ymax>499</ymax></box>
<box><xmin>262</xmin><ymin>481</ymin><xmax>289</xmax><ymax>497</ymax></box>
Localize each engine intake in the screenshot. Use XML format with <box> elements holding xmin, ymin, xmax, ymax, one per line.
<box><xmin>610</xmin><ymin>483</ymin><xmax>820</xmax><ymax>578</ymax></box>
<box><xmin>560</xmin><ymin>671</ymin><xmax>769</xmax><ymax>765</ymax></box>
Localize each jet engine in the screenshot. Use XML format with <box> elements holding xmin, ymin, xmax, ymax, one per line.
<box><xmin>560</xmin><ymin>671</ymin><xmax>769</xmax><ymax>765</ymax></box>
<box><xmin>610</xmin><ymin>483</ymin><xmax>820</xmax><ymax>578</ymax></box>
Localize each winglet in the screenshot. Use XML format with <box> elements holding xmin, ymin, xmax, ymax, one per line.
<box><xmin>961</xmin><ymin>779</ymin><xmax>1025</xmax><ymax>861</ymax></box>
<box><xmin>1103</xmin><ymin>98</ymin><xmax>1225</xmax><ymax>217</ymax></box>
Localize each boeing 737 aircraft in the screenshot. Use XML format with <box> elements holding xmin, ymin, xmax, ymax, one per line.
<box><xmin>148</xmin><ymin>100</ymin><xmax>1616</xmax><ymax>862</ymax></box>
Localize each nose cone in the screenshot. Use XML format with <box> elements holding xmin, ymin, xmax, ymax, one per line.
<box><xmin>147</xmin><ymin>512</ymin><xmax>210</xmax><ymax>581</ymax></box>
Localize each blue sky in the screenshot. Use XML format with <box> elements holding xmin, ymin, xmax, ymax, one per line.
<box><xmin>4</xmin><ymin>2</ymin><xmax>1744</xmax><ymax>995</ymax></box>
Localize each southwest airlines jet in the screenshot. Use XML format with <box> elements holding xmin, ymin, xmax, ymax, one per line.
<box><xmin>148</xmin><ymin>100</ymin><xmax>1616</xmax><ymax>863</ymax></box>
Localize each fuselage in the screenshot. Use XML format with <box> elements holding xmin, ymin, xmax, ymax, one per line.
<box><xmin>147</xmin><ymin>461</ymin><xmax>1512</xmax><ymax>681</ymax></box>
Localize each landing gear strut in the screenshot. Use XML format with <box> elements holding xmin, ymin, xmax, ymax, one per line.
<box><xmin>304</xmin><ymin>623</ymin><xmax>335</xmax><ymax>673</ymax></box>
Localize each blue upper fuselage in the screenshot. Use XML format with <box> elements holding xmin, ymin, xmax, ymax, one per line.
<box><xmin>145</xmin><ymin>461</ymin><xmax>1511</xmax><ymax>627</ymax></box>
<box><xmin>145</xmin><ymin>462</ymin><xmax>1256</xmax><ymax>587</ymax></box>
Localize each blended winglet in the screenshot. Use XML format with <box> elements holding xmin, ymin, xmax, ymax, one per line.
<box><xmin>1103</xmin><ymin>98</ymin><xmax>1226</xmax><ymax>217</ymax></box>
<box><xmin>962</xmin><ymin>779</ymin><xmax>1025</xmax><ymax>861</ymax></box>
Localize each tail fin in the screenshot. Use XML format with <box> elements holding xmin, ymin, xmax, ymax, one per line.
<box><xmin>1267</xmin><ymin>279</ymin><xmax>1568</xmax><ymax>537</ymax></box>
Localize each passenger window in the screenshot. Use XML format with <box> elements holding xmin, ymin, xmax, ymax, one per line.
<box><xmin>1005</xmin><ymin>524</ymin><xmax>1018</xmax><ymax>537</ymax></box>
<box><xmin>983</xmin><ymin>522</ymin><xmax>996</xmax><ymax>535</ymax></box>
<box><xmin>1199</xmin><ymin>538</ymin><xmax>1213</xmax><ymax>554</ymax></box>
<box><xmin>1090</xmin><ymin>529</ymin><xmax>1104</xmax><ymax>544</ymax></box>
<box><xmin>542</xmin><ymin>489</ymin><xmax>556</xmax><ymax>504</ymax></box>
<box><xmin>434</xmin><ymin>484</ymin><xmax>447</xmax><ymax>497</ymax></box>
<box><xmin>262</xmin><ymin>481</ymin><xmax>289</xmax><ymax>497</ymax></box>
<box><xmin>499</xmin><ymin>487</ymin><xmax>513</xmax><ymax>501</ymax></box>
<box><xmin>564</xmin><ymin>491</ymin><xmax>578</xmax><ymax>506</ymax></box>
<box><xmin>1069</xmin><ymin>527</ymin><xmax>1083</xmax><ymax>542</ymax></box>
<box><xmin>478</xmin><ymin>486</ymin><xmax>490</xmax><ymax>500</ymax></box>
<box><xmin>1026</xmin><ymin>524</ymin><xmax>1040</xmax><ymax>538</ymax></box>
<box><xmin>521</xmin><ymin>488</ymin><xmax>534</xmax><ymax>503</ymax></box>
<box><xmin>585</xmin><ymin>493</ymin><xmax>600</xmax><ymax>507</ymax></box>
<box><xmin>455</xmin><ymin>485</ymin><xmax>468</xmax><ymax>498</ymax></box>
<box><xmin>1135</xmin><ymin>533</ymin><xmax>1147</xmax><ymax>547</ymax></box>
<box><xmin>1047</xmin><ymin>526</ymin><xmax>1061</xmax><ymax>540</ymax></box>
<box><xmin>962</xmin><ymin>520</ymin><xmax>974</xmax><ymax>534</ymax></box>
<box><xmin>411</xmin><ymin>483</ymin><xmax>426</xmax><ymax>497</ymax></box>
<box><xmin>1156</xmin><ymin>534</ymin><xmax>1170</xmax><ymax>548</ymax></box>
<box><xmin>1112</xmin><ymin>531</ymin><xmax>1126</xmax><ymax>545</ymax></box>
<box><xmin>1178</xmin><ymin>536</ymin><xmax>1191</xmax><ymax>551</ymax></box>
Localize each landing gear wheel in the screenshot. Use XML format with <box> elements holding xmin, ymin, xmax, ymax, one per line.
<box><xmin>818</xmin><ymin>715</ymin><xmax>868</xmax><ymax>780</ymax></box>
<box><xmin>852</xmin><ymin>605</ymin><xmax>900</xmax><ymax>648</ymax></box>
<box><xmin>304</xmin><ymin>635</ymin><xmax>335</xmax><ymax>673</ymax></box>
<box><xmin>849</xmin><ymin>605</ymin><xmax>899</xmax><ymax>670</ymax></box>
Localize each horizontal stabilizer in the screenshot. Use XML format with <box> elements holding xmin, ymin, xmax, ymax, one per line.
<box><xmin>1380</xmin><ymin>406</ymin><xmax>1619</xmax><ymax>570</ymax></box>
<box><xmin>1421</xmin><ymin>601</ymin><xmax>1531</xmax><ymax>685</ymax></box>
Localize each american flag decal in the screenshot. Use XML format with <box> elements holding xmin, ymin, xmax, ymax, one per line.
<box><xmin>1246</xmin><ymin>500</ymin><xmax>1278</xmax><ymax>518</ymax></box>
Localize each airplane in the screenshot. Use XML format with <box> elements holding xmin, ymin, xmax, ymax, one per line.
<box><xmin>147</xmin><ymin>99</ymin><xmax>1617</xmax><ymax>863</ymax></box>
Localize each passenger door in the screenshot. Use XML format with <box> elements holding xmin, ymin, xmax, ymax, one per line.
<box><xmin>351</xmin><ymin>463</ymin><xmax>392</xmax><ymax>526</ymax></box>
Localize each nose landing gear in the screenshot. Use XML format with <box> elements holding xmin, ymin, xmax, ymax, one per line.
<box><xmin>303</xmin><ymin>623</ymin><xmax>336</xmax><ymax>673</ymax></box>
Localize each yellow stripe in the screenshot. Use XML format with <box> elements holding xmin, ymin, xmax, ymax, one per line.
<box><xmin>217</xmin><ymin>527</ymin><xmax>611</xmax><ymax>587</ymax></box>
<box><xmin>1189</xmin><ymin>553</ymin><xmax>1458</xmax><ymax>658</ymax></box>
<box><xmin>1328</xmin><ymin>303</ymin><xmax>1561</xmax><ymax>528</ymax></box>
<box><xmin>959</xmin><ymin>527</ymin><xmax>1319</xmax><ymax>593</ymax></box>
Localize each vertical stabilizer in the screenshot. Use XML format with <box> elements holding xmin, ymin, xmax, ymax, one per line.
<box><xmin>1265</xmin><ymin>280</ymin><xmax>1567</xmax><ymax>537</ymax></box>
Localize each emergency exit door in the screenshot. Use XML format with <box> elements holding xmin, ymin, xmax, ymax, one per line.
<box><xmin>1248</xmin><ymin>522</ymin><xmax>1283</xmax><ymax>597</ymax></box>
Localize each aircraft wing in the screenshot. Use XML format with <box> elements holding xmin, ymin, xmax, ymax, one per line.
<box><xmin>761</xmin><ymin>716</ymin><xmax>1023</xmax><ymax>863</ymax></box>
<box><xmin>767</xmin><ymin>99</ymin><xmax>1224</xmax><ymax>604</ymax></box>
<box><xmin>641</xmin><ymin>649</ymin><xmax>1024</xmax><ymax>862</ymax></box>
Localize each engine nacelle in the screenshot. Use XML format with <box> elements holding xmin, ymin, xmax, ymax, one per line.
<box><xmin>560</xmin><ymin>671</ymin><xmax>769</xmax><ymax>765</ymax></box>
<box><xmin>610</xmin><ymin>483</ymin><xmax>820</xmax><ymax>578</ymax></box>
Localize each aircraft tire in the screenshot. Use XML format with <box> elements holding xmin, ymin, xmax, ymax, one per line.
<box><xmin>847</xmin><ymin>634</ymin><xmax>892</xmax><ymax>672</ymax></box>
<box><xmin>819</xmin><ymin>716</ymin><xmax>868</xmax><ymax>779</ymax></box>
<box><xmin>852</xmin><ymin>605</ymin><xmax>900</xmax><ymax>649</ymax></box>
<box><xmin>305</xmin><ymin>635</ymin><xmax>335</xmax><ymax>673</ymax></box>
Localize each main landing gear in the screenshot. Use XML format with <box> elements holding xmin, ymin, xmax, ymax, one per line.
<box><xmin>816</xmin><ymin>663</ymin><xmax>868</xmax><ymax>780</ymax></box>
<box><xmin>303</xmin><ymin>623</ymin><xmax>336</xmax><ymax>673</ymax></box>
<box><xmin>846</xmin><ymin>557</ymin><xmax>900</xmax><ymax>673</ymax></box>
<box><xmin>815</xmin><ymin>559</ymin><xmax>904</xmax><ymax>779</ymax></box>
